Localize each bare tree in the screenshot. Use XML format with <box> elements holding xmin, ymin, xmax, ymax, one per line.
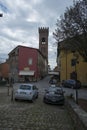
<box><xmin>53</xmin><ymin>0</ymin><xmax>87</xmax><ymax>61</ymax></box>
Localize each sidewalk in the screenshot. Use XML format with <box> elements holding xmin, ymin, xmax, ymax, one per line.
<box><xmin>63</xmin><ymin>87</ymin><xmax>87</xmax><ymax>100</ymax></box>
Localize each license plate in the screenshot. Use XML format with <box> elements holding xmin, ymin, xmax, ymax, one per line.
<box><xmin>52</xmin><ymin>98</ymin><xmax>56</xmax><ymax>102</ymax></box>
<box><xmin>20</xmin><ymin>92</ymin><xmax>26</xmax><ymax>94</ymax></box>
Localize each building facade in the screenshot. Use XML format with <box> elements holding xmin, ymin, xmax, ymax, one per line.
<box><xmin>58</xmin><ymin>46</ymin><xmax>87</xmax><ymax>86</ymax></box>
<box><xmin>0</xmin><ymin>62</ymin><xmax>9</xmax><ymax>80</ymax></box>
<box><xmin>8</xmin><ymin>46</ymin><xmax>48</xmax><ymax>82</ymax></box>
<box><xmin>8</xmin><ymin>27</ymin><xmax>49</xmax><ymax>82</ymax></box>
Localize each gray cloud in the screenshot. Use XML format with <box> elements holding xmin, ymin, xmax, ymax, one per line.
<box><xmin>0</xmin><ymin>0</ymin><xmax>74</xmax><ymax>69</ymax></box>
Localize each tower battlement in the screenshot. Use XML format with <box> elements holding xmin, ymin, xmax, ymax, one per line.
<box><xmin>38</xmin><ymin>27</ymin><xmax>49</xmax><ymax>34</ymax></box>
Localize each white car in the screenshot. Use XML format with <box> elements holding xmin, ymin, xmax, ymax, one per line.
<box><xmin>14</xmin><ymin>83</ymin><xmax>38</xmax><ymax>102</ymax></box>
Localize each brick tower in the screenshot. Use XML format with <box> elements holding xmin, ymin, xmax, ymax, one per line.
<box><xmin>39</xmin><ymin>27</ymin><xmax>49</xmax><ymax>63</ymax></box>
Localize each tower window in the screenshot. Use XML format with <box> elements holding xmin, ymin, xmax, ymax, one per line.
<box><xmin>42</xmin><ymin>37</ymin><xmax>46</xmax><ymax>44</ymax></box>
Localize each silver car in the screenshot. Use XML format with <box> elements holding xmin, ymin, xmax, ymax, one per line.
<box><xmin>43</xmin><ymin>86</ymin><xmax>65</xmax><ymax>105</ymax></box>
<box><xmin>14</xmin><ymin>83</ymin><xmax>38</xmax><ymax>102</ymax></box>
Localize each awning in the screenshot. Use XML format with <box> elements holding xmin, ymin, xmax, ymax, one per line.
<box><xmin>48</xmin><ymin>71</ymin><xmax>59</xmax><ymax>75</ymax></box>
<box><xmin>19</xmin><ymin>70</ymin><xmax>34</xmax><ymax>76</ymax></box>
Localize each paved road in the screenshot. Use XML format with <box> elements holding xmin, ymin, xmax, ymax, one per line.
<box><xmin>62</xmin><ymin>86</ymin><xmax>87</xmax><ymax>100</ymax></box>
<box><xmin>0</xmin><ymin>77</ymin><xmax>75</xmax><ymax>130</ymax></box>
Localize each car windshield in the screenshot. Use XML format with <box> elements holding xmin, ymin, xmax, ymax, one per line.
<box><xmin>67</xmin><ymin>80</ymin><xmax>75</xmax><ymax>84</ymax></box>
<box><xmin>19</xmin><ymin>85</ymin><xmax>31</xmax><ymax>90</ymax></box>
<box><xmin>55</xmin><ymin>89</ymin><xmax>63</xmax><ymax>94</ymax></box>
<box><xmin>48</xmin><ymin>87</ymin><xmax>56</xmax><ymax>91</ymax></box>
<box><xmin>48</xmin><ymin>87</ymin><xmax>63</xmax><ymax>93</ymax></box>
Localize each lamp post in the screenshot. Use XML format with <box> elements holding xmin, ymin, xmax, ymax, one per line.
<box><xmin>65</xmin><ymin>49</ymin><xmax>68</xmax><ymax>80</ymax></box>
<box><xmin>72</xmin><ymin>52</ymin><xmax>79</xmax><ymax>104</ymax></box>
<box><xmin>11</xmin><ymin>72</ymin><xmax>14</xmax><ymax>101</ymax></box>
<box><xmin>75</xmin><ymin>60</ymin><xmax>78</xmax><ymax>104</ymax></box>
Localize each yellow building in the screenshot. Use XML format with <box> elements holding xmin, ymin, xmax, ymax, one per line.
<box><xmin>59</xmin><ymin>49</ymin><xmax>87</xmax><ymax>86</ymax></box>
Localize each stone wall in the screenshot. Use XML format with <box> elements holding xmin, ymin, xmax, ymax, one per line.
<box><xmin>66</xmin><ymin>99</ymin><xmax>87</xmax><ymax>130</ymax></box>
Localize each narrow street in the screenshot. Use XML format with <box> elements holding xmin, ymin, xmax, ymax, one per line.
<box><xmin>0</xmin><ymin>76</ymin><xmax>75</xmax><ymax>130</ymax></box>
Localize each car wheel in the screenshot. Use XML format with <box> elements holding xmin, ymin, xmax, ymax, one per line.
<box><xmin>15</xmin><ymin>98</ymin><xmax>18</xmax><ymax>101</ymax></box>
<box><xmin>43</xmin><ymin>98</ymin><xmax>47</xmax><ymax>103</ymax></box>
<box><xmin>36</xmin><ymin>94</ymin><xmax>38</xmax><ymax>98</ymax></box>
<box><xmin>71</xmin><ymin>86</ymin><xmax>74</xmax><ymax>89</ymax></box>
<box><xmin>31</xmin><ymin>96</ymin><xmax>35</xmax><ymax>103</ymax></box>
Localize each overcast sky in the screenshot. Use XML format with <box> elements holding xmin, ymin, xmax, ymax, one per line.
<box><xmin>0</xmin><ymin>0</ymin><xmax>74</xmax><ymax>69</ymax></box>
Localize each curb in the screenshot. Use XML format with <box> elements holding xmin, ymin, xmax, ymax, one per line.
<box><xmin>66</xmin><ymin>99</ymin><xmax>87</xmax><ymax>130</ymax></box>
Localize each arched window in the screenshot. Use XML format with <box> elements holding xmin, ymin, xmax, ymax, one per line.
<box><xmin>42</xmin><ymin>37</ymin><xmax>46</xmax><ymax>44</ymax></box>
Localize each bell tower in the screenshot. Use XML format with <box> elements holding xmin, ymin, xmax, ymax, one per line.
<box><xmin>39</xmin><ymin>27</ymin><xmax>49</xmax><ymax>63</ymax></box>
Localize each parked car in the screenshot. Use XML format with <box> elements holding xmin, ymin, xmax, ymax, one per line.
<box><xmin>49</xmin><ymin>78</ymin><xmax>57</xmax><ymax>84</ymax></box>
<box><xmin>43</xmin><ymin>86</ymin><xmax>65</xmax><ymax>105</ymax></box>
<box><xmin>62</xmin><ymin>79</ymin><xmax>81</xmax><ymax>89</ymax></box>
<box><xmin>14</xmin><ymin>83</ymin><xmax>38</xmax><ymax>102</ymax></box>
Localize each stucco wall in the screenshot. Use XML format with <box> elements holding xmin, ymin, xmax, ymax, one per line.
<box><xmin>60</xmin><ymin>51</ymin><xmax>87</xmax><ymax>85</ymax></box>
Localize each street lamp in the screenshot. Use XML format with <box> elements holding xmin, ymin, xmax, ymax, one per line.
<box><xmin>72</xmin><ymin>51</ymin><xmax>79</xmax><ymax>104</ymax></box>
<box><xmin>65</xmin><ymin>49</ymin><xmax>68</xmax><ymax>80</ymax></box>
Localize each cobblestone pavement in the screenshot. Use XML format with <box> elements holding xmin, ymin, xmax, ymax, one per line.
<box><xmin>0</xmin><ymin>86</ymin><xmax>75</xmax><ymax>130</ymax></box>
